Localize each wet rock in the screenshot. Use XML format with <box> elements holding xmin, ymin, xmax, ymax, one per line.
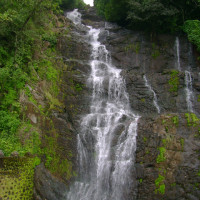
<box><xmin>135</xmin><ymin>164</ymin><xmax>144</xmax><ymax>179</ymax></box>
<box><xmin>36</xmin><ymin>8</ymin><xmax>200</xmax><ymax>200</ymax></box>
<box><xmin>186</xmin><ymin>194</ymin><xmax>199</xmax><ymax>200</ymax></box>
<box><xmin>99</xmin><ymin>30</ymin><xmax>109</xmax><ymax>43</ymax></box>
<box><xmin>81</xmin><ymin>7</ymin><xmax>103</xmax><ymax>22</ymax></box>
<box><xmin>34</xmin><ymin>164</ymin><xmax>67</xmax><ymax>200</ymax></box>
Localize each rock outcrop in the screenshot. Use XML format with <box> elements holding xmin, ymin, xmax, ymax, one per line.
<box><xmin>80</xmin><ymin>7</ymin><xmax>200</xmax><ymax>200</ymax></box>
<box><xmin>32</xmin><ymin>15</ymin><xmax>92</xmax><ymax>200</ymax></box>
<box><xmin>33</xmin><ymin>7</ymin><xmax>200</xmax><ymax>200</ymax></box>
<box><xmin>34</xmin><ymin>164</ymin><xmax>68</xmax><ymax>200</ymax></box>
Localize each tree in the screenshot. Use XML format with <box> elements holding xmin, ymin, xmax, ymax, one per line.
<box><xmin>127</xmin><ymin>0</ymin><xmax>178</xmax><ymax>32</ymax></box>
<box><xmin>61</xmin><ymin>0</ymin><xmax>85</xmax><ymax>9</ymax></box>
<box><xmin>183</xmin><ymin>20</ymin><xmax>200</xmax><ymax>52</ymax></box>
<box><xmin>94</xmin><ymin>0</ymin><xmax>200</xmax><ymax>33</ymax></box>
<box><xmin>94</xmin><ymin>0</ymin><xmax>128</xmax><ymax>24</ymax></box>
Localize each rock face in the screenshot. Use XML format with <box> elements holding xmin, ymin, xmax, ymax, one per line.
<box><xmin>105</xmin><ymin>30</ymin><xmax>200</xmax><ymax>116</ymax></box>
<box><xmin>34</xmin><ymin>7</ymin><xmax>200</xmax><ymax>200</ymax></box>
<box><xmin>34</xmin><ymin>164</ymin><xmax>68</xmax><ymax>200</ymax></box>
<box><xmin>79</xmin><ymin>7</ymin><xmax>200</xmax><ymax>200</ymax></box>
<box><xmin>33</xmin><ymin>12</ymin><xmax>92</xmax><ymax>200</ymax></box>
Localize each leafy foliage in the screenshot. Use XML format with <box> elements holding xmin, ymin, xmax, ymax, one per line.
<box><xmin>94</xmin><ymin>0</ymin><xmax>128</xmax><ymax>24</ymax></box>
<box><xmin>155</xmin><ymin>174</ymin><xmax>165</xmax><ymax>195</ymax></box>
<box><xmin>61</xmin><ymin>0</ymin><xmax>86</xmax><ymax>9</ymax></box>
<box><xmin>0</xmin><ymin>0</ymin><xmax>83</xmax><ymax>156</ymax></box>
<box><xmin>94</xmin><ymin>0</ymin><xmax>200</xmax><ymax>33</ymax></box>
<box><xmin>127</xmin><ymin>0</ymin><xmax>178</xmax><ymax>32</ymax></box>
<box><xmin>156</xmin><ymin>147</ymin><xmax>166</xmax><ymax>163</ymax></box>
<box><xmin>169</xmin><ymin>70</ymin><xmax>179</xmax><ymax>93</ymax></box>
<box><xmin>183</xmin><ymin>20</ymin><xmax>200</xmax><ymax>52</ymax></box>
<box><xmin>172</xmin><ymin>116</ymin><xmax>179</xmax><ymax>127</ymax></box>
<box><xmin>0</xmin><ymin>111</ymin><xmax>20</xmax><ymax>134</ymax></box>
<box><xmin>185</xmin><ymin>113</ymin><xmax>200</xmax><ymax>127</ymax></box>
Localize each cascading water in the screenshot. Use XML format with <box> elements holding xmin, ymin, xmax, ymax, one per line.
<box><xmin>185</xmin><ymin>71</ymin><xmax>194</xmax><ymax>112</ymax></box>
<box><xmin>174</xmin><ymin>37</ymin><xmax>194</xmax><ymax>112</ymax></box>
<box><xmin>185</xmin><ymin>44</ymin><xmax>194</xmax><ymax>113</ymax></box>
<box><xmin>66</xmin><ymin>9</ymin><xmax>139</xmax><ymax>200</ymax></box>
<box><xmin>143</xmin><ymin>75</ymin><xmax>160</xmax><ymax>114</ymax></box>
<box><xmin>175</xmin><ymin>37</ymin><xmax>181</xmax><ymax>71</ymax></box>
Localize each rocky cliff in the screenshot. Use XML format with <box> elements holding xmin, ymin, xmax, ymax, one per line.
<box><xmin>80</xmin><ymin>8</ymin><xmax>200</xmax><ymax>200</ymax></box>
<box><xmin>8</xmin><ymin>7</ymin><xmax>199</xmax><ymax>200</ymax></box>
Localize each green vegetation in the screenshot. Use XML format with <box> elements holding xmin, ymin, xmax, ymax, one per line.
<box><xmin>171</xmin><ymin>182</ymin><xmax>176</xmax><ymax>187</ymax></box>
<box><xmin>168</xmin><ymin>70</ymin><xmax>179</xmax><ymax>93</ymax></box>
<box><xmin>185</xmin><ymin>113</ymin><xmax>200</xmax><ymax>127</ymax></box>
<box><xmin>75</xmin><ymin>83</ymin><xmax>84</xmax><ymax>92</ymax></box>
<box><xmin>155</xmin><ymin>174</ymin><xmax>165</xmax><ymax>195</ymax></box>
<box><xmin>0</xmin><ymin>4</ymin><xmax>84</xmax><ymax>195</ymax></box>
<box><xmin>94</xmin><ymin>0</ymin><xmax>127</xmax><ymax>24</ymax></box>
<box><xmin>185</xmin><ymin>113</ymin><xmax>200</xmax><ymax>137</ymax></box>
<box><xmin>43</xmin><ymin>135</ymin><xmax>75</xmax><ymax>179</ymax></box>
<box><xmin>94</xmin><ymin>0</ymin><xmax>200</xmax><ymax>33</ymax></box>
<box><xmin>141</xmin><ymin>98</ymin><xmax>146</xmax><ymax>103</ymax></box>
<box><xmin>143</xmin><ymin>137</ymin><xmax>147</xmax><ymax>143</ymax></box>
<box><xmin>183</xmin><ymin>20</ymin><xmax>200</xmax><ymax>53</ymax></box>
<box><xmin>124</xmin><ymin>42</ymin><xmax>140</xmax><ymax>54</ymax></box>
<box><xmin>0</xmin><ymin>157</ymin><xmax>40</xmax><ymax>199</ymax></box>
<box><xmin>156</xmin><ymin>147</ymin><xmax>166</xmax><ymax>163</ymax></box>
<box><xmin>0</xmin><ymin>0</ymin><xmax>86</xmax><ymax>156</ymax></box>
<box><xmin>0</xmin><ymin>0</ymin><xmax>53</xmax><ymax>155</ymax></box>
<box><xmin>0</xmin><ymin>122</ymin><xmax>41</xmax><ymax>157</ymax></box>
<box><xmin>61</xmin><ymin>0</ymin><xmax>86</xmax><ymax>9</ymax></box>
<box><xmin>180</xmin><ymin>138</ymin><xmax>185</xmax><ymax>151</ymax></box>
<box><xmin>94</xmin><ymin>0</ymin><xmax>200</xmax><ymax>51</ymax></box>
<box><xmin>151</xmin><ymin>43</ymin><xmax>160</xmax><ymax>59</ymax></box>
<box><xmin>172</xmin><ymin>116</ymin><xmax>179</xmax><ymax>127</ymax></box>
<box><xmin>194</xmin><ymin>183</ymin><xmax>200</xmax><ymax>189</ymax></box>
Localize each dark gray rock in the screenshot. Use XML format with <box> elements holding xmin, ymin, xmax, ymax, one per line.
<box><xmin>186</xmin><ymin>194</ymin><xmax>199</xmax><ymax>200</ymax></box>
<box><xmin>41</xmin><ymin>8</ymin><xmax>200</xmax><ymax>200</ymax></box>
<box><xmin>99</xmin><ymin>30</ymin><xmax>109</xmax><ymax>43</ymax></box>
<box><xmin>135</xmin><ymin>164</ymin><xmax>144</xmax><ymax>179</ymax></box>
<box><xmin>34</xmin><ymin>164</ymin><xmax>68</xmax><ymax>200</ymax></box>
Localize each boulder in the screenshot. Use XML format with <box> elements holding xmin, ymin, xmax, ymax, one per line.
<box><xmin>34</xmin><ymin>164</ymin><xmax>68</xmax><ymax>200</ymax></box>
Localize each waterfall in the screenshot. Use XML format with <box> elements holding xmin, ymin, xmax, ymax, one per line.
<box><xmin>174</xmin><ymin>37</ymin><xmax>195</xmax><ymax>112</ymax></box>
<box><xmin>185</xmin><ymin>71</ymin><xmax>194</xmax><ymax>113</ymax></box>
<box><xmin>67</xmin><ymin>9</ymin><xmax>82</xmax><ymax>25</ymax></box>
<box><xmin>175</xmin><ymin>37</ymin><xmax>181</xmax><ymax>71</ymax></box>
<box><xmin>66</xmin><ymin>9</ymin><xmax>139</xmax><ymax>200</ymax></box>
<box><xmin>185</xmin><ymin>44</ymin><xmax>194</xmax><ymax>113</ymax></box>
<box><xmin>143</xmin><ymin>75</ymin><xmax>160</xmax><ymax>114</ymax></box>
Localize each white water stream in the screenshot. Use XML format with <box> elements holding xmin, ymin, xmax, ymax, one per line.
<box><xmin>185</xmin><ymin>44</ymin><xmax>195</xmax><ymax>113</ymax></box>
<box><xmin>143</xmin><ymin>75</ymin><xmax>160</xmax><ymax>114</ymax></box>
<box><xmin>174</xmin><ymin>37</ymin><xmax>195</xmax><ymax>113</ymax></box>
<box><xmin>175</xmin><ymin>37</ymin><xmax>181</xmax><ymax>71</ymax></box>
<box><xmin>66</xmin><ymin>9</ymin><xmax>139</xmax><ymax>200</ymax></box>
<box><xmin>185</xmin><ymin>71</ymin><xmax>194</xmax><ymax>113</ymax></box>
